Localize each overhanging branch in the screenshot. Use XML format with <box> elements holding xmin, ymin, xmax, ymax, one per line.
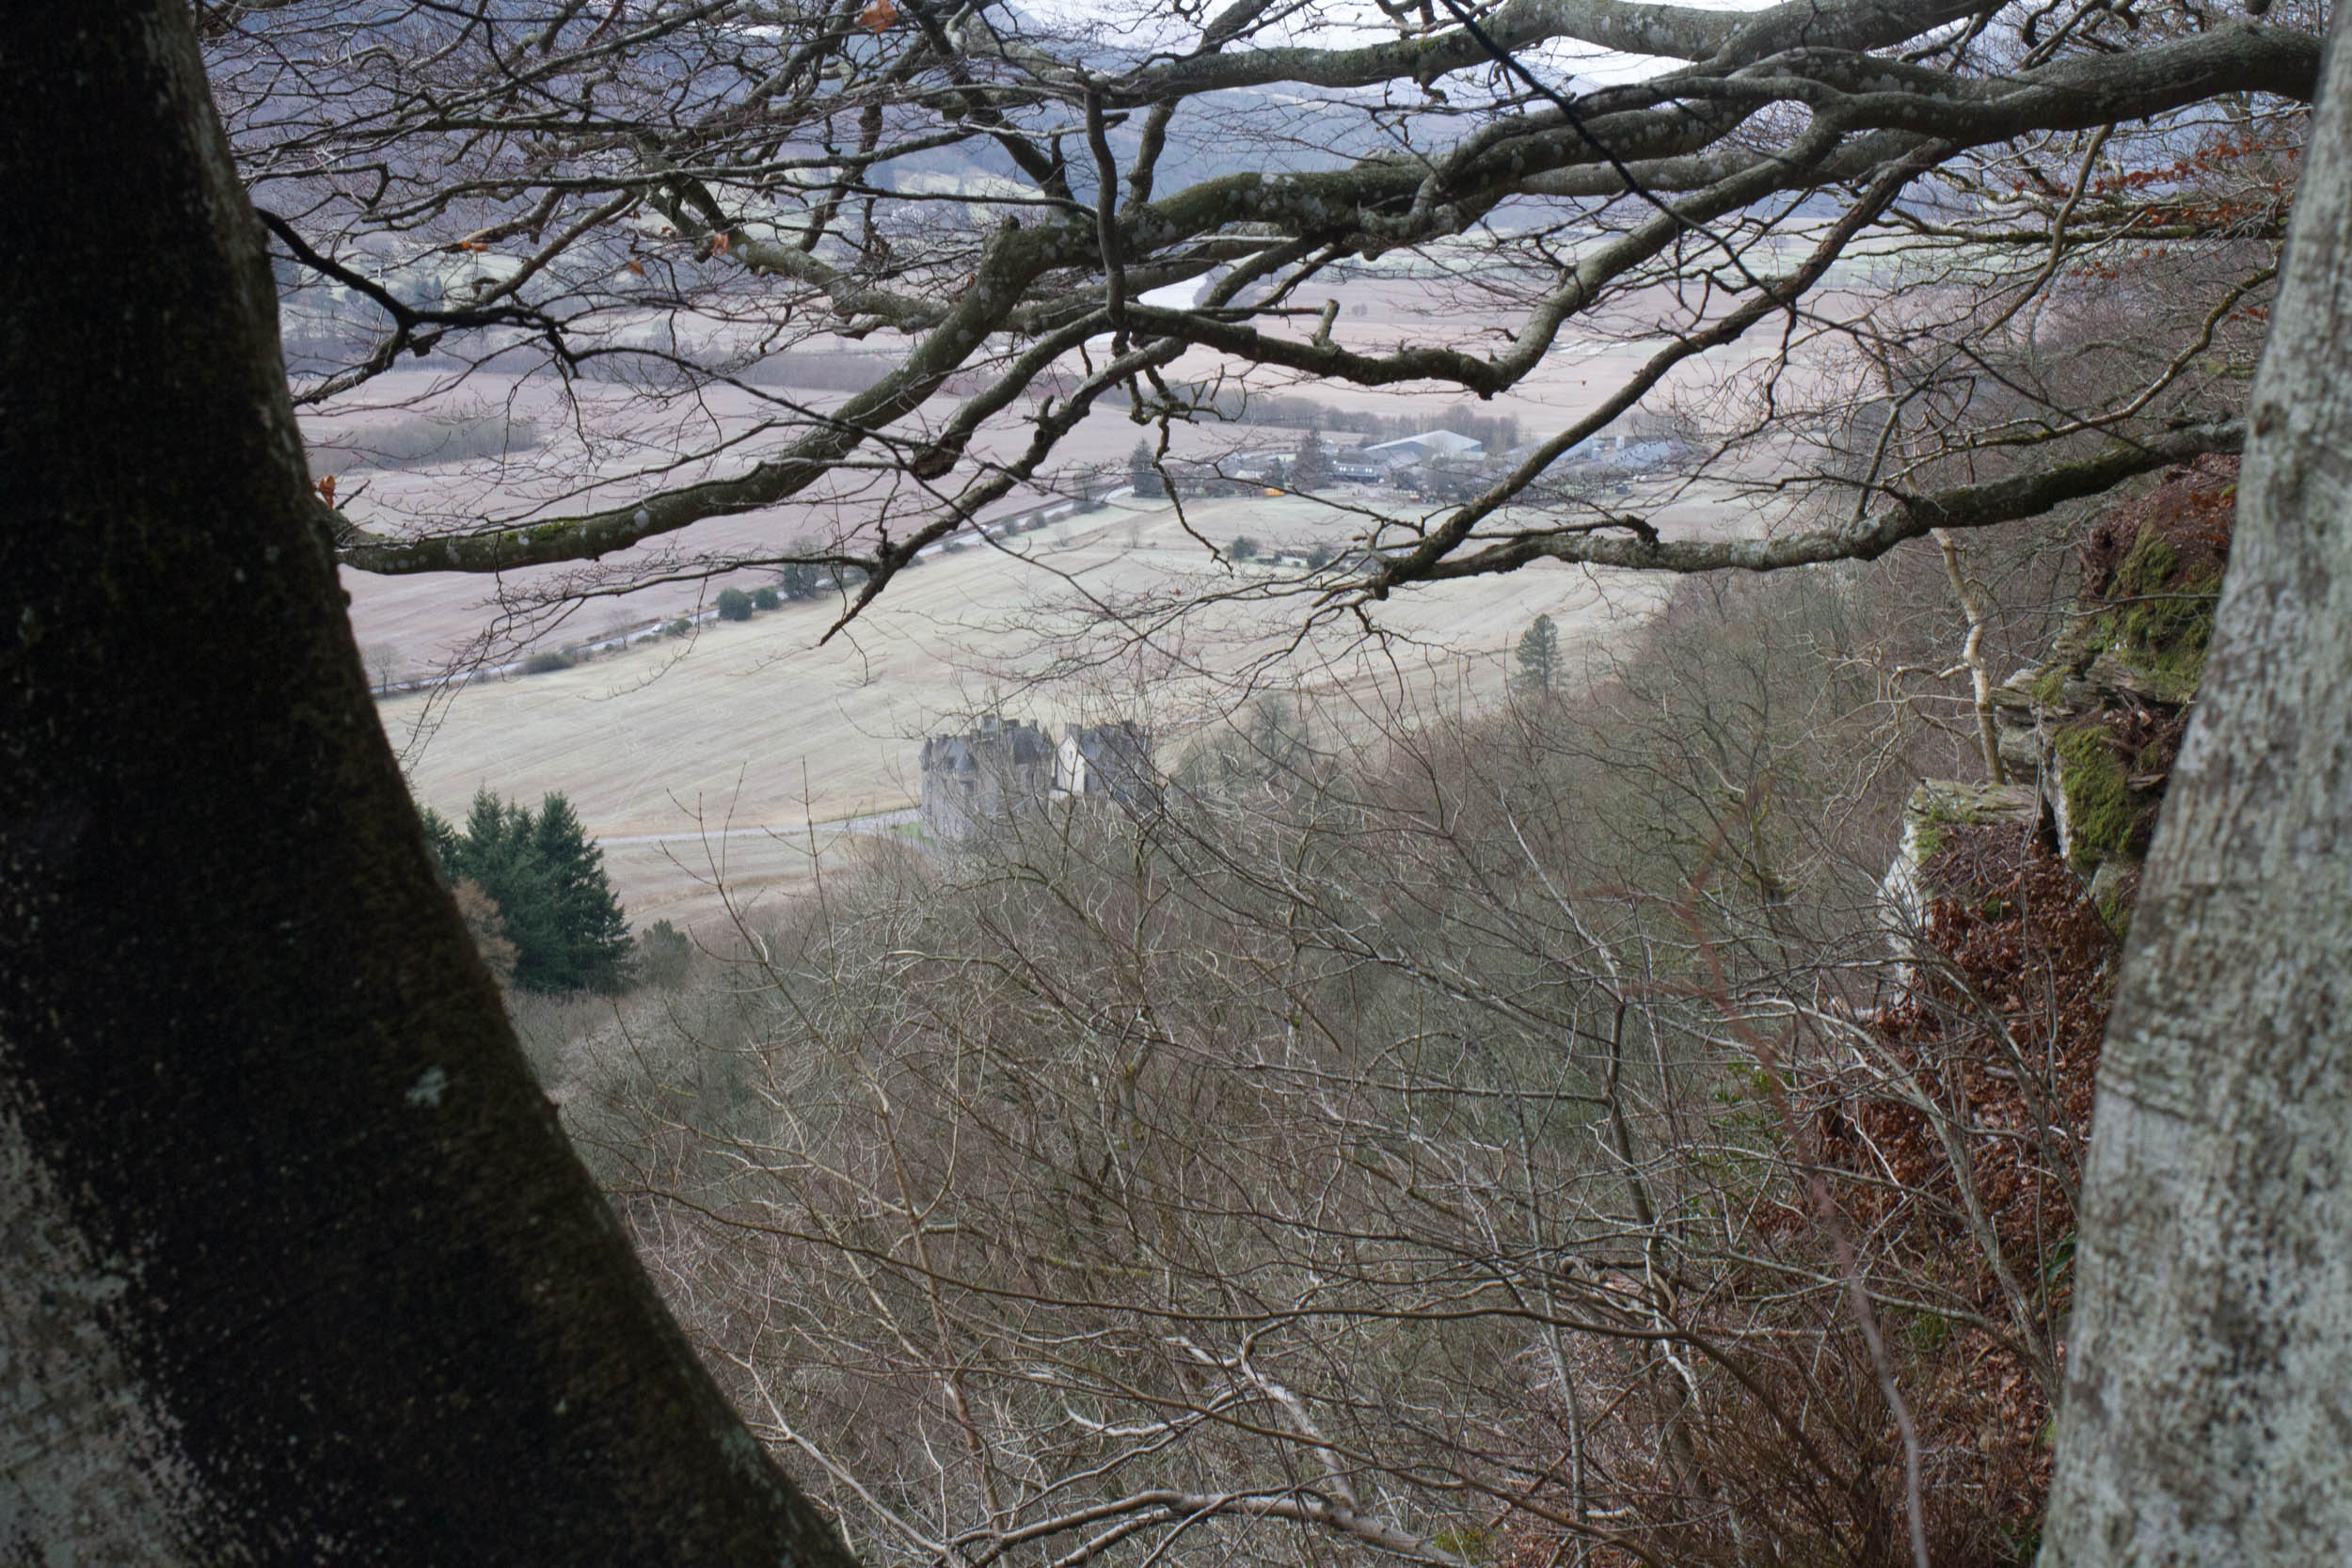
<box><xmin>1375</xmin><ymin>421</ymin><xmax>2244</xmax><ymax>587</ymax></box>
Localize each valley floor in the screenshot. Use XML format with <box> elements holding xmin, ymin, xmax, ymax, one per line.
<box><xmin>369</xmin><ymin>483</ymin><xmax>1750</xmax><ymax>927</ymax></box>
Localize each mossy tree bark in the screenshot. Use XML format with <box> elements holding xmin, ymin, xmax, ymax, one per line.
<box><xmin>0</xmin><ymin>7</ymin><xmax>864</xmax><ymax>1561</ymax></box>
<box><xmin>2042</xmin><ymin>9</ymin><xmax>2352</xmax><ymax>1561</ymax></box>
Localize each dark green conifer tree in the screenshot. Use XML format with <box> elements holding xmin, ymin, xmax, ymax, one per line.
<box><xmin>425</xmin><ymin>788</ymin><xmax>629</xmax><ymax>993</ymax></box>
<box><xmin>1514</xmin><ymin>613</ymin><xmax>1560</xmax><ymax>694</ymax></box>
<box><xmin>419</xmin><ymin>804</ymin><xmax>461</xmax><ymax>867</ymax></box>
<box><xmin>529</xmin><ymin>792</ymin><xmax>632</xmax><ymax>992</ymax></box>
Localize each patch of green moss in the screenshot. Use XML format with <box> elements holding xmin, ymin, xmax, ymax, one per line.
<box><xmin>2030</xmin><ymin>664</ymin><xmax>2069</xmax><ymax>705</ymax></box>
<box><xmin>1912</xmin><ymin>819</ymin><xmax>1949</xmax><ymax>863</ymax></box>
<box><xmin>2099</xmin><ymin>584</ymin><xmax>2218</xmax><ymax>698</ymax></box>
<box><xmin>2058</xmin><ymin>724</ymin><xmax>2137</xmax><ymax>871</ymax></box>
<box><xmin>2098</xmin><ymin>526</ymin><xmax>2220</xmax><ymax>700</ymax></box>
<box><xmin>2112</xmin><ymin>530</ymin><xmax>2181</xmax><ymax>598</ymax></box>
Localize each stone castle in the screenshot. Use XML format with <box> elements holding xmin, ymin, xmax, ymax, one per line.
<box><xmin>919</xmin><ymin>717</ymin><xmax>1154</xmax><ymax>842</ymax></box>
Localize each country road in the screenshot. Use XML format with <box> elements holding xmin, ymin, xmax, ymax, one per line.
<box><xmin>597</xmin><ymin>806</ymin><xmax>918</xmax><ymax>848</ymax></box>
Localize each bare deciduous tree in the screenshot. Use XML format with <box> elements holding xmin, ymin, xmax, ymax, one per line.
<box><xmin>206</xmin><ymin>0</ymin><xmax>2312</xmax><ymax>628</ymax></box>
<box><xmin>556</xmin><ymin>629</ymin><xmax>2100</xmax><ymax>1565</ymax></box>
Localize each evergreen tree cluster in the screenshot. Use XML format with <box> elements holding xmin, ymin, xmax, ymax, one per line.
<box><xmin>422</xmin><ymin>789</ymin><xmax>633</xmax><ymax>993</ymax></box>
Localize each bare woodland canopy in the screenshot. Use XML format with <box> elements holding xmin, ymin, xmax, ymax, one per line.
<box><xmin>212</xmin><ymin>0</ymin><xmax>2313</xmax><ymax>620</ymax></box>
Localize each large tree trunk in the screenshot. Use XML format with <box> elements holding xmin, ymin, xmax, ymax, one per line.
<box><xmin>2041</xmin><ymin>12</ymin><xmax>2352</xmax><ymax>1563</ymax></box>
<box><xmin>0</xmin><ymin>8</ymin><xmax>863</xmax><ymax>1561</ymax></box>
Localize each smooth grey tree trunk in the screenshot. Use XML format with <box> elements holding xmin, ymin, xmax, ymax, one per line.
<box><xmin>0</xmin><ymin>7</ymin><xmax>865</xmax><ymax>1561</ymax></box>
<box><xmin>2042</xmin><ymin>11</ymin><xmax>2352</xmax><ymax>1563</ymax></box>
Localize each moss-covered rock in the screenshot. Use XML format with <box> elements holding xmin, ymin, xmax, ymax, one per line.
<box><xmin>2055</xmin><ymin>722</ymin><xmax>2139</xmax><ymax>871</ymax></box>
<box><xmin>1882</xmin><ymin>781</ymin><xmax>2043</xmax><ymax>963</ymax></box>
<box><xmin>2111</xmin><ymin>531</ymin><xmax>2181</xmax><ymax>598</ymax></box>
<box><xmin>1886</xmin><ymin>457</ymin><xmax>2232</xmax><ymax>967</ymax></box>
<box><xmin>2074</xmin><ymin>461</ymin><xmax>2234</xmax><ymax>703</ymax></box>
<box><xmin>2094</xmin><ymin>586</ymin><xmax>2219</xmax><ymax>700</ymax></box>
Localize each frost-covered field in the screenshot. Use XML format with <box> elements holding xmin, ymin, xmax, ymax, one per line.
<box><xmin>369</xmin><ymin>483</ymin><xmax>1730</xmax><ymax>928</ymax></box>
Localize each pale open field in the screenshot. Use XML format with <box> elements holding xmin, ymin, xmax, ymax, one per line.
<box><xmin>375</xmin><ymin>481</ymin><xmax>1740</xmax><ymax>929</ymax></box>
<box><xmin>342</xmin><ymin>268</ymin><xmax>1808</xmax><ymax>931</ymax></box>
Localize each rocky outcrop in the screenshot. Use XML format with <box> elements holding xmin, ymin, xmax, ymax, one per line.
<box><xmin>1884</xmin><ymin>456</ymin><xmax>2235</xmax><ymax>940</ymax></box>
<box><xmin>1880</xmin><ymin>781</ymin><xmax>2042</xmax><ymax>973</ymax></box>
